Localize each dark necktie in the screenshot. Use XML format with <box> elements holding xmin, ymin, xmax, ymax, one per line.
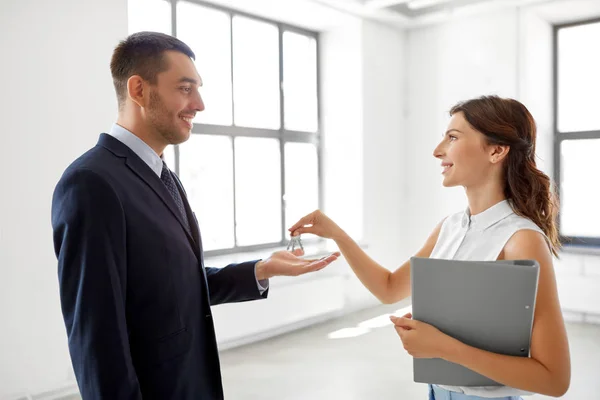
<box><xmin>160</xmin><ymin>162</ymin><xmax>191</xmax><ymax>235</ymax></box>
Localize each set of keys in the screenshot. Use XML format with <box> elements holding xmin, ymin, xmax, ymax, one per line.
<box><xmin>287</xmin><ymin>234</ymin><xmax>304</xmax><ymax>252</ymax></box>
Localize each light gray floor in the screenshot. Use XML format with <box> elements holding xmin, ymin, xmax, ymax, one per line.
<box><xmin>219</xmin><ymin>304</ymin><xmax>600</xmax><ymax>400</ymax></box>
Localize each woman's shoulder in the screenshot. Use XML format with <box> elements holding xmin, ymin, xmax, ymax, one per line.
<box><xmin>501</xmin><ymin>212</ymin><xmax>544</xmax><ymax>234</ymax></box>
<box><xmin>499</xmin><ymin>214</ymin><xmax>550</xmax><ymax>259</ymax></box>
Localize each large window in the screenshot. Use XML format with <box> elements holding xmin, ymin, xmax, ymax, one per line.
<box><xmin>128</xmin><ymin>0</ymin><xmax>321</xmax><ymax>255</ymax></box>
<box><xmin>554</xmin><ymin>19</ymin><xmax>600</xmax><ymax>247</ymax></box>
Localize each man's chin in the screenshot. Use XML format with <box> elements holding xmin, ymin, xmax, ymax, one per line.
<box><xmin>181</xmin><ymin>129</ymin><xmax>192</xmax><ymax>142</ymax></box>
<box><xmin>170</xmin><ymin>130</ymin><xmax>191</xmax><ymax>145</ymax></box>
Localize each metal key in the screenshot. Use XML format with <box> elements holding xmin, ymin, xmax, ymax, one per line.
<box><xmin>287</xmin><ymin>234</ymin><xmax>304</xmax><ymax>252</ymax></box>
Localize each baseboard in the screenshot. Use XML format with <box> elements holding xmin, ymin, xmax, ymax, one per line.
<box><xmin>583</xmin><ymin>312</ymin><xmax>600</xmax><ymax>325</ymax></box>
<box><xmin>5</xmin><ymin>384</ymin><xmax>80</xmax><ymax>400</ymax></box>
<box><xmin>217</xmin><ymin>308</ymin><xmax>346</xmax><ymax>351</ymax></box>
<box><xmin>562</xmin><ymin>309</ymin><xmax>600</xmax><ymax>324</ymax></box>
<box><xmin>32</xmin><ymin>384</ymin><xmax>79</xmax><ymax>400</ymax></box>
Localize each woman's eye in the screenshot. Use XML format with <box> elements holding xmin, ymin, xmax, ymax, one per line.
<box><xmin>449</xmin><ymin>135</ymin><xmax>457</xmax><ymax>141</ymax></box>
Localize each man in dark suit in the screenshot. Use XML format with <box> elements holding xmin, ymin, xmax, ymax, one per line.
<box><xmin>51</xmin><ymin>31</ymin><xmax>340</xmax><ymax>400</ymax></box>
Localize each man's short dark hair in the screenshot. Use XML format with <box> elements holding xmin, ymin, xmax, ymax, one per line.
<box><xmin>110</xmin><ymin>31</ymin><xmax>196</xmax><ymax>109</ymax></box>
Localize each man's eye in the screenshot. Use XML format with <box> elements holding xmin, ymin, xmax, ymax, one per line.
<box><xmin>180</xmin><ymin>87</ymin><xmax>191</xmax><ymax>93</ymax></box>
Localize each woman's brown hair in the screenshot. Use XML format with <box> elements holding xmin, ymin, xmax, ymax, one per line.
<box><xmin>450</xmin><ymin>95</ymin><xmax>560</xmax><ymax>257</ymax></box>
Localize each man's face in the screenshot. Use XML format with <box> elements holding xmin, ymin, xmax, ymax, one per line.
<box><xmin>146</xmin><ymin>51</ymin><xmax>205</xmax><ymax>146</ymax></box>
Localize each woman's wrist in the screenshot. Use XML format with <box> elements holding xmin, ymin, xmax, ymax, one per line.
<box><xmin>440</xmin><ymin>334</ymin><xmax>464</xmax><ymax>362</ymax></box>
<box><xmin>332</xmin><ymin>229</ymin><xmax>351</xmax><ymax>244</ymax></box>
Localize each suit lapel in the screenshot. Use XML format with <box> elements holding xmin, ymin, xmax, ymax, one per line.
<box><xmin>98</xmin><ymin>134</ymin><xmax>199</xmax><ymax>260</ymax></box>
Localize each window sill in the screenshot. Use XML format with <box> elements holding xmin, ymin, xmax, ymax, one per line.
<box><xmin>560</xmin><ymin>245</ymin><xmax>600</xmax><ymax>256</ymax></box>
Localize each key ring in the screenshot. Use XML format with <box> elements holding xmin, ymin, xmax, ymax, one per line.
<box><xmin>287</xmin><ymin>234</ymin><xmax>304</xmax><ymax>252</ymax></box>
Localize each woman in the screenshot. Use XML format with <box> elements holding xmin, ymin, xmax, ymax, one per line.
<box><xmin>289</xmin><ymin>96</ymin><xmax>571</xmax><ymax>399</ymax></box>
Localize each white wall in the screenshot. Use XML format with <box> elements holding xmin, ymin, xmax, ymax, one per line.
<box><xmin>404</xmin><ymin>1</ymin><xmax>600</xmax><ymax>322</ymax></box>
<box><xmin>361</xmin><ymin>21</ymin><xmax>407</xmax><ymax>274</ymax></box>
<box><xmin>321</xmin><ymin>18</ymin><xmax>365</xmax><ymax>244</ymax></box>
<box><xmin>0</xmin><ymin>0</ymin><xmax>127</xmax><ymax>397</ymax></box>
<box><xmin>518</xmin><ymin>7</ymin><xmax>554</xmax><ymax>177</ymax></box>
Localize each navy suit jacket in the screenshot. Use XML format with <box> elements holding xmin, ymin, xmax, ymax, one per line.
<box><xmin>51</xmin><ymin>134</ymin><xmax>267</xmax><ymax>399</ymax></box>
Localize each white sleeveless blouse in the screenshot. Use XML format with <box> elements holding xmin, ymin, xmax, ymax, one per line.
<box><xmin>429</xmin><ymin>199</ymin><xmax>544</xmax><ymax>398</ymax></box>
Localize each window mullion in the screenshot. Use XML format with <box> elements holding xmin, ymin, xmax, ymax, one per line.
<box><xmin>279</xmin><ymin>25</ymin><xmax>286</xmax><ymax>243</ymax></box>
<box><xmin>229</xmin><ymin>11</ymin><xmax>238</xmax><ymax>249</ymax></box>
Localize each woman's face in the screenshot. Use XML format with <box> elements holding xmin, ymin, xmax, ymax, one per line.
<box><xmin>433</xmin><ymin>112</ymin><xmax>498</xmax><ymax>188</ymax></box>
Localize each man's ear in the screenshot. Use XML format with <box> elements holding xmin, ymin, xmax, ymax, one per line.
<box><xmin>126</xmin><ymin>75</ymin><xmax>147</xmax><ymax>108</ymax></box>
<box><xmin>490</xmin><ymin>145</ymin><xmax>510</xmax><ymax>164</ymax></box>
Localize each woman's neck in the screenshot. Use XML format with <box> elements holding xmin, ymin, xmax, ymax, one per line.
<box><xmin>464</xmin><ymin>181</ymin><xmax>506</xmax><ymax>216</ymax></box>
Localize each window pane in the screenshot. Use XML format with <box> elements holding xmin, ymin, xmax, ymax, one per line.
<box><xmin>177</xmin><ymin>2</ymin><xmax>233</xmax><ymax>125</ymax></box>
<box><xmin>559</xmin><ymin>139</ymin><xmax>600</xmax><ymax>238</ymax></box>
<box><xmin>557</xmin><ymin>22</ymin><xmax>600</xmax><ymax>132</ymax></box>
<box><xmin>232</xmin><ymin>16</ymin><xmax>280</xmax><ymax>129</ymax></box>
<box><xmin>127</xmin><ymin>0</ymin><xmax>171</xmax><ymax>35</ymax></box>
<box><xmin>179</xmin><ymin>135</ymin><xmax>235</xmax><ymax>251</ymax></box>
<box><xmin>162</xmin><ymin>145</ymin><xmax>176</xmax><ymax>172</ymax></box>
<box><xmin>284</xmin><ymin>143</ymin><xmax>319</xmax><ymax>229</ymax></box>
<box><xmin>235</xmin><ymin>138</ymin><xmax>281</xmax><ymax>245</ymax></box>
<box><xmin>283</xmin><ymin>32</ymin><xmax>318</xmax><ymax>132</ymax></box>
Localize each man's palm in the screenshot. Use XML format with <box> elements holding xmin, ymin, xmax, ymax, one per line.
<box><xmin>263</xmin><ymin>249</ymin><xmax>341</xmax><ymax>277</ymax></box>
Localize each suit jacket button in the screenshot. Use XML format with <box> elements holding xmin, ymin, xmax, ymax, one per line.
<box><xmin>205</xmin><ymin>314</ymin><xmax>211</xmax><ymax>318</ymax></box>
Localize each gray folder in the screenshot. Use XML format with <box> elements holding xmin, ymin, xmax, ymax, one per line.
<box><xmin>410</xmin><ymin>257</ymin><xmax>539</xmax><ymax>387</ymax></box>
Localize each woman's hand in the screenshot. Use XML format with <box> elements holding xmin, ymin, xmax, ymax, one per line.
<box><xmin>390</xmin><ymin>313</ymin><xmax>456</xmax><ymax>359</ymax></box>
<box><xmin>288</xmin><ymin>210</ymin><xmax>346</xmax><ymax>240</ymax></box>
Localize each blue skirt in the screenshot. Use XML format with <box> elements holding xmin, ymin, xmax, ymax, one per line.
<box><xmin>429</xmin><ymin>385</ymin><xmax>523</xmax><ymax>400</ymax></box>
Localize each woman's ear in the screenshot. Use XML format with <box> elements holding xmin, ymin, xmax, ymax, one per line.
<box><xmin>489</xmin><ymin>145</ymin><xmax>510</xmax><ymax>164</ymax></box>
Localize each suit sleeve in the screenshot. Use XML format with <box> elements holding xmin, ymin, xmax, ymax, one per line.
<box><xmin>51</xmin><ymin>168</ymin><xmax>142</xmax><ymax>400</ymax></box>
<box><xmin>205</xmin><ymin>262</ymin><xmax>268</xmax><ymax>306</ymax></box>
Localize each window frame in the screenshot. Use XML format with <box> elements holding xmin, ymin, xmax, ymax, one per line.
<box><xmin>553</xmin><ymin>17</ymin><xmax>600</xmax><ymax>248</ymax></box>
<box><xmin>168</xmin><ymin>0</ymin><xmax>323</xmax><ymax>256</ymax></box>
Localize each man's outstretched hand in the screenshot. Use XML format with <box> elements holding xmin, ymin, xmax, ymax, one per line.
<box><xmin>255</xmin><ymin>249</ymin><xmax>341</xmax><ymax>280</ymax></box>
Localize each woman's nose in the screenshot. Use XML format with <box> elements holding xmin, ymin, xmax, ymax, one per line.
<box><xmin>433</xmin><ymin>141</ymin><xmax>444</xmax><ymax>158</ymax></box>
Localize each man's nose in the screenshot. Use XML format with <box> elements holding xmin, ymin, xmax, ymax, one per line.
<box><xmin>192</xmin><ymin>91</ymin><xmax>205</xmax><ymax>112</ymax></box>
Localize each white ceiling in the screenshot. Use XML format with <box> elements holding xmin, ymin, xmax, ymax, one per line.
<box><xmin>383</xmin><ymin>0</ymin><xmax>506</xmax><ymax>18</ymax></box>
<box><xmin>307</xmin><ymin>0</ymin><xmax>592</xmax><ymax>29</ymax></box>
<box><xmin>199</xmin><ymin>0</ymin><xmax>600</xmax><ymax>31</ymax></box>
